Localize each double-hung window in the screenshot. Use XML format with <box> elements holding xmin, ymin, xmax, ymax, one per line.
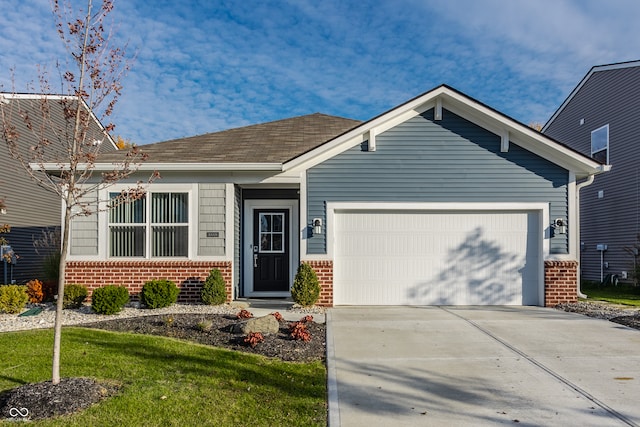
<box><xmin>591</xmin><ymin>125</ymin><xmax>609</xmax><ymax>164</ymax></box>
<box><xmin>109</xmin><ymin>191</ymin><xmax>189</xmax><ymax>258</ymax></box>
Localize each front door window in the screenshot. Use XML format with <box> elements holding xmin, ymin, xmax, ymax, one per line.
<box><xmin>260</xmin><ymin>213</ymin><xmax>285</xmax><ymax>253</ymax></box>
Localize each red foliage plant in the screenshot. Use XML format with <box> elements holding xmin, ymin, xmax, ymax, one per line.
<box><xmin>271</xmin><ymin>311</ymin><xmax>284</xmax><ymax>322</ymax></box>
<box><xmin>236</xmin><ymin>309</ymin><xmax>253</xmax><ymax>319</ymax></box>
<box><xmin>243</xmin><ymin>332</ymin><xmax>264</xmax><ymax>348</ymax></box>
<box><xmin>300</xmin><ymin>314</ymin><xmax>314</xmax><ymax>323</ymax></box>
<box><xmin>289</xmin><ymin>321</ymin><xmax>311</xmax><ymax>342</ymax></box>
<box><xmin>26</xmin><ymin>279</ymin><xmax>44</xmax><ymax>303</ymax></box>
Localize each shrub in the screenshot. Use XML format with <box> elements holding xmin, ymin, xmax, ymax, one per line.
<box><xmin>201</xmin><ymin>268</ymin><xmax>227</xmax><ymax>305</ymax></box>
<box><xmin>244</xmin><ymin>332</ymin><xmax>264</xmax><ymax>348</ymax></box>
<box><xmin>91</xmin><ymin>285</ymin><xmax>129</xmax><ymax>315</ymax></box>
<box><xmin>291</xmin><ymin>263</ymin><xmax>320</xmax><ymax>307</ymax></box>
<box><xmin>289</xmin><ymin>321</ymin><xmax>311</xmax><ymax>342</ymax></box>
<box><xmin>0</xmin><ymin>285</ymin><xmax>29</xmax><ymax>314</ymax></box>
<box><xmin>63</xmin><ymin>284</ymin><xmax>88</xmax><ymax>309</ymax></box>
<box><xmin>140</xmin><ymin>279</ymin><xmax>179</xmax><ymax>309</ymax></box>
<box><xmin>236</xmin><ymin>309</ymin><xmax>253</xmax><ymax>319</ymax></box>
<box><xmin>271</xmin><ymin>311</ymin><xmax>283</xmax><ymax>322</ymax></box>
<box><xmin>26</xmin><ymin>279</ymin><xmax>44</xmax><ymax>304</ymax></box>
<box><xmin>196</xmin><ymin>319</ymin><xmax>213</xmax><ymax>332</ymax></box>
<box><xmin>41</xmin><ymin>281</ymin><xmax>58</xmax><ymax>302</ymax></box>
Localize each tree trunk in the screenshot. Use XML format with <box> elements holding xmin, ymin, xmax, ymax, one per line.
<box><xmin>52</xmin><ymin>202</ymin><xmax>72</xmax><ymax>385</ymax></box>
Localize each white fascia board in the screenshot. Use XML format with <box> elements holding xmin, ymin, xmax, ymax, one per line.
<box><xmin>440</xmin><ymin>91</ymin><xmax>605</xmax><ymax>177</ymax></box>
<box><xmin>1</xmin><ymin>93</ymin><xmax>117</xmax><ymax>150</ymax></box>
<box><xmin>283</xmin><ymin>94</ymin><xmax>439</xmax><ymax>173</ymax></box>
<box><xmin>32</xmin><ymin>162</ymin><xmax>283</xmax><ymax>172</ymax></box>
<box><xmin>543</xmin><ymin>60</ymin><xmax>640</xmax><ymax>131</ymax></box>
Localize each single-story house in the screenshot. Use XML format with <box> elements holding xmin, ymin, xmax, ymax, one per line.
<box><xmin>61</xmin><ymin>85</ymin><xmax>608</xmax><ymax>306</ymax></box>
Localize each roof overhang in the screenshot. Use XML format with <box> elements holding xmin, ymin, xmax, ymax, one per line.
<box><xmin>282</xmin><ymin>85</ymin><xmax>608</xmax><ymax>179</ymax></box>
<box><xmin>543</xmin><ymin>60</ymin><xmax>640</xmax><ymax>131</ymax></box>
<box><xmin>0</xmin><ymin>92</ymin><xmax>118</xmax><ymax>150</ymax></box>
<box><xmin>31</xmin><ymin>162</ymin><xmax>283</xmax><ymax>173</ymax></box>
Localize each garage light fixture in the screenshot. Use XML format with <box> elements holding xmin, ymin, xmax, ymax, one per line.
<box><xmin>313</xmin><ymin>218</ymin><xmax>322</xmax><ymax>235</ymax></box>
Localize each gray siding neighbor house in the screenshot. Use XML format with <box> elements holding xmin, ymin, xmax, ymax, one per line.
<box><xmin>0</xmin><ymin>93</ymin><xmax>117</xmax><ymax>283</ymax></box>
<box><xmin>543</xmin><ymin>61</ymin><xmax>640</xmax><ymax>285</ymax></box>
<box><xmin>61</xmin><ymin>85</ymin><xmax>607</xmax><ymax>306</ymax></box>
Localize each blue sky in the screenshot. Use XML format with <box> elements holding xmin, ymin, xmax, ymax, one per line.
<box><xmin>1</xmin><ymin>0</ymin><xmax>638</xmax><ymax>145</ymax></box>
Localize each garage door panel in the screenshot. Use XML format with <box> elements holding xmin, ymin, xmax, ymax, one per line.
<box><xmin>334</xmin><ymin>210</ymin><xmax>540</xmax><ymax>306</ymax></box>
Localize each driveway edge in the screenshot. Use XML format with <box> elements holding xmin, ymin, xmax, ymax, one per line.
<box><xmin>326</xmin><ymin>309</ymin><xmax>340</xmax><ymax>427</ymax></box>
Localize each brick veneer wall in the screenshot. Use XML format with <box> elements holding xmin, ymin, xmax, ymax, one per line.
<box><xmin>544</xmin><ymin>260</ymin><xmax>578</xmax><ymax>307</ymax></box>
<box><xmin>303</xmin><ymin>260</ymin><xmax>333</xmax><ymax>307</ymax></box>
<box><xmin>65</xmin><ymin>260</ymin><xmax>233</xmax><ymax>303</ymax></box>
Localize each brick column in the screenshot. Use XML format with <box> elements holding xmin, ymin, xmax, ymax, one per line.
<box><xmin>544</xmin><ymin>260</ymin><xmax>578</xmax><ymax>307</ymax></box>
<box><xmin>303</xmin><ymin>260</ymin><xmax>334</xmax><ymax>307</ymax></box>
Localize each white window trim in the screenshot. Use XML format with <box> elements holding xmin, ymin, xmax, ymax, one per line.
<box><xmin>103</xmin><ymin>183</ymin><xmax>196</xmax><ymax>260</ymax></box>
<box><xmin>591</xmin><ymin>124</ymin><xmax>609</xmax><ymax>164</ymax></box>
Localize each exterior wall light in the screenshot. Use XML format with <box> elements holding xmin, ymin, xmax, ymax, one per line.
<box><xmin>553</xmin><ymin>218</ymin><xmax>566</xmax><ymax>235</ymax></box>
<box><xmin>313</xmin><ymin>218</ymin><xmax>322</xmax><ymax>235</ymax></box>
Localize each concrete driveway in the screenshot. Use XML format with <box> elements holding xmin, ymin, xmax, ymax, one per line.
<box><xmin>327</xmin><ymin>306</ymin><xmax>640</xmax><ymax>426</ymax></box>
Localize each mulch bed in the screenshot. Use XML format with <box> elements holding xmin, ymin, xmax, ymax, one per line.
<box><xmin>80</xmin><ymin>313</ymin><xmax>326</xmax><ymax>362</ymax></box>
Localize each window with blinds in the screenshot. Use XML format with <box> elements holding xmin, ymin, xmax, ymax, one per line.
<box><xmin>108</xmin><ymin>192</ymin><xmax>189</xmax><ymax>258</ymax></box>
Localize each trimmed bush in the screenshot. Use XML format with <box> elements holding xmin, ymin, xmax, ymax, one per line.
<box><xmin>291</xmin><ymin>263</ymin><xmax>320</xmax><ymax>307</ymax></box>
<box><xmin>92</xmin><ymin>285</ymin><xmax>130</xmax><ymax>315</ymax></box>
<box><xmin>26</xmin><ymin>279</ymin><xmax>44</xmax><ymax>304</ymax></box>
<box><xmin>63</xmin><ymin>284</ymin><xmax>88</xmax><ymax>309</ymax></box>
<box><xmin>140</xmin><ymin>279</ymin><xmax>179</xmax><ymax>309</ymax></box>
<box><xmin>201</xmin><ymin>268</ymin><xmax>227</xmax><ymax>305</ymax></box>
<box><xmin>0</xmin><ymin>285</ymin><xmax>29</xmax><ymax>314</ymax></box>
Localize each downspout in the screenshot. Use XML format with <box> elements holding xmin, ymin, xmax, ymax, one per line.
<box><xmin>575</xmin><ymin>174</ymin><xmax>595</xmax><ymax>299</ymax></box>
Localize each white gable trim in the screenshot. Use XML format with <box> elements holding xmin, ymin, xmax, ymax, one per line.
<box><xmin>283</xmin><ymin>85</ymin><xmax>607</xmax><ymax>179</ymax></box>
<box><xmin>543</xmin><ymin>60</ymin><xmax>640</xmax><ymax>131</ymax></box>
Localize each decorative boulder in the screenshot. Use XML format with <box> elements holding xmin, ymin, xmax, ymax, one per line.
<box><xmin>232</xmin><ymin>315</ymin><xmax>280</xmax><ymax>335</ymax></box>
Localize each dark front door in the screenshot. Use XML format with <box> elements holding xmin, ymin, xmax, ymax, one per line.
<box><xmin>253</xmin><ymin>209</ymin><xmax>289</xmax><ymax>292</ymax></box>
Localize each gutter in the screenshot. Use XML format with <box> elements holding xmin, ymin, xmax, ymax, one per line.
<box><xmin>575</xmin><ymin>174</ymin><xmax>596</xmax><ymax>299</ymax></box>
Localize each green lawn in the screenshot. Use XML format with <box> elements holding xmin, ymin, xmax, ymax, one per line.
<box><xmin>582</xmin><ymin>282</ymin><xmax>640</xmax><ymax>306</ymax></box>
<box><xmin>0</xmin><ymin>328</ymin><xmax>326</xmax><ymax>426</ymax></box>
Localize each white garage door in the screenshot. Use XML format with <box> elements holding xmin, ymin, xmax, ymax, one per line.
<box><xmin>333</xmin><ymin>209</ymin><xmax>541</xmax><ymax>305</ymax></box>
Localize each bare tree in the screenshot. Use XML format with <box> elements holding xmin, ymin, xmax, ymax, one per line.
<box><xmin>0</xmin><ymin>0</ymin><xmax>156</xmax><ymax>384</ymax></box>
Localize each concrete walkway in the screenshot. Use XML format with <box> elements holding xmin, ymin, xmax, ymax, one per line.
<box><xmin>327</xmin><ymin>306</ymin><xmax>640</xmax><ymax>426</ymax></box>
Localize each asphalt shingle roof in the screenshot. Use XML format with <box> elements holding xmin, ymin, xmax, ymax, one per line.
<box><xmin>98</xmin><ymin>113</ymin><xmax>361</xmax><ymax>164</ymax></box>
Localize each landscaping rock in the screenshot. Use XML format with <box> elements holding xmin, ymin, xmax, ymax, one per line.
<box><xmin>232</xmin><ymin>314</ymin><xmax>279</xmax><ymax>334</ymax></box>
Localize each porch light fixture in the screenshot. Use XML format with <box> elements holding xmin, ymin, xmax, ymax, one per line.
<box><xmin>553</xmin><ymin>218</ymin><xmax>566</xmax><ymax>235</ymax></box>
<box><xmin>313</xmin><ymin>218</ymin><xmax>322</xmax><ymax>235</ymax></box>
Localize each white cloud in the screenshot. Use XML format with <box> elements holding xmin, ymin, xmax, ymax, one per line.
<box><xmin>2</xmin><ymin>0</ymin><xmax>639</xmax><ymax>144</ymax></box>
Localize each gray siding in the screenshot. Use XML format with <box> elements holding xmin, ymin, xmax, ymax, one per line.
<box><xmin>544</xmin><ymin>66</ymin><xmax>640</xmax><ymax>282</ymax></box>
<box><xmin>198</xmin><ymin>183</ymin><xmax>226</xmax><ymax>256</ymax></box>
<box><xmin>0</xmin><ymin>97</ymin><xmax>115</xmax><ymax>281</ymax></box>
<box><xmin>308</xmin><ymin>108</ymin><xmax>569</xmax><ymax>255</ymax></box>
<box><xmin>70</xmin><ymin>190</ymin><xmax>99</xmax><ymax>256</ymax></box>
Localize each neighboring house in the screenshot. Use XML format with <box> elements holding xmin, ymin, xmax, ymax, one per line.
<box><xmin>543</xmin><ymin>60</ymin><xmax>640</xmax><ymax>285</ymax></box>
<box><xmin>63</xmin><ymin>85</ymin><xmax>607</xmax><ymax>306</ymax></box>
<box><xmin>0</xmin><ymin>93</ymin><xmax>117</xmax><ymax>283</ymax></box>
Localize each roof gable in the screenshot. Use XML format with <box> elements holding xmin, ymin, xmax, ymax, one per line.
<box><xmin>543</xmin><ymin>60</ymin><xmax>640</xmax><ymax>130</ymax></box>
<box><xmin>284</xmin><ymin>85</ymin><xmax>607</xmax><ymax>179</ymax></box>
<box><xmin>0</xmin><ymin>93</ymin><xmax>118</xmax><ymax>152</ymax></box>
